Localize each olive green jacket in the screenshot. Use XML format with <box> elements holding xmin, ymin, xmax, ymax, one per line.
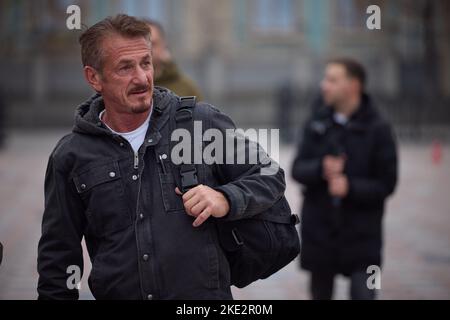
<box><xmin>155</xmin><ymin>61</ymin><xmax>203</xmax><ymax>100</ymax></box>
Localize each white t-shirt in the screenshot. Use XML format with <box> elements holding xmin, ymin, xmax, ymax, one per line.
<box><xmin>100</xmin><ymin>108</ymin><xmax>152</xmax><ymax>153</ymax></box>
<box><xmin>333</xmin><ymin>112</ymin><xmax>349</xmax><ymax>126</ymax></box>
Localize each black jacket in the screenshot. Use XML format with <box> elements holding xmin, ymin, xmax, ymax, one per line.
<box><xmin>37</xmin><ymin>87</ymin><xmax>286</xmax><ymax>299</ymax></box>
<box><xmin>291</xmin><ymin>94</ymin><xmax>398</xmax><ymax>275</ymax></box>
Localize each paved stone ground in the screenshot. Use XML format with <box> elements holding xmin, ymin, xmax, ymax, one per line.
<box><xmin>0</xmin><ymin>130</ymin><xmax>449</xmax><ymax>300</ymax></box>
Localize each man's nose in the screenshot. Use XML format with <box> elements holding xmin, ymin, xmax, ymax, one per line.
<box><xmin>133</xmin><ymin>66</ymin><xmax>149</xmax><ymax>84</ymax></box>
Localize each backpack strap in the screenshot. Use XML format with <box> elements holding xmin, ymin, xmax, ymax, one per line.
<box><xmin>173</xmin><ymin>96</ymin><xmax>199</xmax><ymax>193</ymax></box>
<box><xmin>171</xmin><ymin>96</ymin><xmax>300</xmax><ymax>226</ymax></box>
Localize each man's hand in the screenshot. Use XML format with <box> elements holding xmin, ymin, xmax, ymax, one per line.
<box><xmin>328</xmin><ymin>174</ymin><xmax>349</xmax><ymax>198</ymax></box>
<box><xmin>322</xmin><ymin>155</ymin><xmax>346</xmax><ymax>180</ymax></box>
<box><xmin>175</xmin><ymin>185</ymin><xmax>230</xmax><ymax>227</ymax></box>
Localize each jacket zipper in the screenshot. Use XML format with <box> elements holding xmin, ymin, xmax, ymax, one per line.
<box><xmin>134</xmin><ymin>152</ymin><xmax>139</xmax><ymax>169</ymax></box>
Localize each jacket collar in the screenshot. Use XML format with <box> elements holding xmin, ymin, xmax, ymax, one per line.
<box><xmin>311</xmin><ymin>93</ymin><xmax>378</xmax><ymax>134</ymax></box>
<box><xmin>346</xmin><ymin>94</ymin><xmax>379</xmax><ymax>132</ymax></box>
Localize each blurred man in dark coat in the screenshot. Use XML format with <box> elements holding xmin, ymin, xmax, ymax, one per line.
<box><xmin>292</xmin><ymin>58</ymin><xmax>398</xmax><ymax>300</ymax></box>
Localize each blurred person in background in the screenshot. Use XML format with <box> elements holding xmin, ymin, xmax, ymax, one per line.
<box><xmin>144</xmin><ymin>19</ymin><xmax>203</xmax><ymax>100</ymax></box>
<box><xmin>291</xmin><ymin>58</ymin><xmax>398</xmax><ymax>300</ymax></box>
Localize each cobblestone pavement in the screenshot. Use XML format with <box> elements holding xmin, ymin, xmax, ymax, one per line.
<box><xmin>0</xmin><ymin>130</ymin><xmax>449</xmax><ymax>300</ymax></box>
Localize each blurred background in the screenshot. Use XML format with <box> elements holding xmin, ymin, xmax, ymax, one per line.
<box><xmin>0</xmin><ymin>0</ymin><xmax>449</xmax><ymax>299</ymax></box>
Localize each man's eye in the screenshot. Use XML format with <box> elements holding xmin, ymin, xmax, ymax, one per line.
<box><xmin>121</xmin><ymin>65</ymin><xmax>132</xmax><ymax>71</ymax></box>
<box><xmin>140</xmin><ymin>62</ymin><xmax>151</xmax><ymax>70</ymax></box>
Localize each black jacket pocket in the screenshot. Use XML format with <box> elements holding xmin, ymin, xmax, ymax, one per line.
<box><xmin>73</xmin><ymin>161</ymin><xmax>132</xmax><ymax>236</ymax></box>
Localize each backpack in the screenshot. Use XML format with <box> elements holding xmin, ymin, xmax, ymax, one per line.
<box><xmin>169</xmin><ymin>96</ymin><xmax>301</xmax><ymax>288</ymax></box>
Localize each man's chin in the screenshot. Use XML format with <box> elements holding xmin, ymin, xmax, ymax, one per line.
<box><xmin>128</xmin><ymin>97</ymin><xmax>152</xmax><ymax>114</ymax></box>
<box><xmin>130</xmin><ymin>104</ymin><xmax>151</xmax><ymax>114</ymax></box>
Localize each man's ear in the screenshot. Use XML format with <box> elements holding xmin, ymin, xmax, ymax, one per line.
<box><xmin>84</xmin><ymin>66</ymin><xmax>103</xmax><ymax>93</ymax></box>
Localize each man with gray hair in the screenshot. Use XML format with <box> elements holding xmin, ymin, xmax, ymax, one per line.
<box><xmin>37</xmin><ymin>14</ymin><xmax>286</xmax><ymax>300</ymax></box>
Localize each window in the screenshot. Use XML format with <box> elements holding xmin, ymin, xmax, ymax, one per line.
<box><xmin>335</xmin><ymin>0</ymin><xmax>368</xmax><ymax>31</ymax></box>
<box><xmin>121</xmin><ymin>0</ymin><xmax>166</xmax><ymax>20</ymax></box>
<box><xmin>251</xmin><ymin>0</ymin><xmax>295</xmax><ymax>33</ymax></box>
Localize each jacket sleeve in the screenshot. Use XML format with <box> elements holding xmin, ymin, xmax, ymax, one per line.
<box><xmin>37</xmin><ymin>152</ymin><xmax>86</xmax><ymax>300</ymax></box>
<box><xmin>200</xmin><ymin>104</ymin><xmax>286</xmax><ymax>221</ymax></box>
<box><xmin>291</xmin><ymin>122</ymin><xmax>324</xmax><ymax>186</ymax></box>
<box><xmin>348</xmin><ymin>122</ymin><xmax>398</xmax><ymax>204</ymax></box>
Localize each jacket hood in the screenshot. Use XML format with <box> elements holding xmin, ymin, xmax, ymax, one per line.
<box><xmin>73</xmin><ymin>86</ymin><xmax>175</xmax><ymax>136</ymax></box>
